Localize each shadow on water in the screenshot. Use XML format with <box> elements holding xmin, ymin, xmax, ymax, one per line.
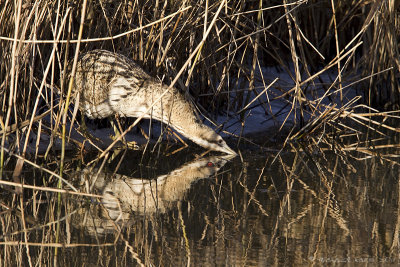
<box><xmin>1</xmin><ymin>142</ymin><xmax>400</xmax><ymax>266</ymax></box>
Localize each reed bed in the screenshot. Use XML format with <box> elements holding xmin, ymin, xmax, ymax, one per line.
<box><xmin>0</xmin><ymin>0</ymin><xmax>399</xmax><ymax>161</ymax></box>
<box><xmin>0</xmin><ymin>0</ymin><xmax>400</xmax><ymax>265</ymax></box>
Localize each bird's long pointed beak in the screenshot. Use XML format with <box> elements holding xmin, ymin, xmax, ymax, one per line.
<box><xmin>221</xmin><ymin>144</ymin><xmax>238</xmax><ymax>156</ymax></box>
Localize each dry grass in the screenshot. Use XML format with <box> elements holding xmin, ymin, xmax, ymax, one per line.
<box><xmin>0</xmin><ymin>0</ymin><xmax>399</xmax><ymax>159</ymax></box>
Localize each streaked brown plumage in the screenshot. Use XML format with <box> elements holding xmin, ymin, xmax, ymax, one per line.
<box><xmin>73</xmin><ymin>49</ymin><xmax>236</xmax><ymax>155</ymax></box>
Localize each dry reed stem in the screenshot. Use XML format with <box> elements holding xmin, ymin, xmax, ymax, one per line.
<box><xmin>61</xmin><ymin>0</ymin><xmax>87</xmax><ymax>174</ymax></box>
<box><xmin>0</xmin><ymin>0</ymin><xmax>22</xmax><ymax>178</ymax></box>
<box><xmin>0</xmin><ymin>6</ymin><xmax>192</xmax><ymax>44</ymax></box>
<box><xmin>0</xmin><ymin>241</ymin><xmax>116</xmax><ymax>247</ymax></box>
<box><xmin>1</xmin><ymin>146</ymin><xmax>76</xmax><ymax>191</ymax></box>
<box><xmin>0</xmin><ymin>108</ymin><xmax>55</xmax><ymax>135</ymax></box>
<box><xmin>0</xmin><ymin>179</ymin><xmax>104</xmax><ymax>198</ymax></box>
<box><xmin>330</xmin><ymin>0</ymin><xmax>342</xmax><ymax>101</ymax></box>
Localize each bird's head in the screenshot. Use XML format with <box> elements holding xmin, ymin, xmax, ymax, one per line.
<box><xmin>186</xmin><ymin>125</ymin><xmax>237</xmax><ymax>155</ymax></box>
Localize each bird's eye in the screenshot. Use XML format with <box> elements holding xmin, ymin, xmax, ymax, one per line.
<box><xmin>218</xmin><ymin>139</ymin><xmax>223</xmax><ymax>144</ymax></box>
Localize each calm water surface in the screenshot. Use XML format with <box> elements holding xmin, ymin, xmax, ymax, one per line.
<box><xmin>2</xmin><ymin>144</ymin><xmax>400</xmax><ymax>266</ymax></box>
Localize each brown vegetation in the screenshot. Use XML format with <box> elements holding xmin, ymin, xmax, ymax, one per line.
<box><xmin>0</xmin><ymin>0</ymin><xmax>400</xmax><ymax>265</ymax></box>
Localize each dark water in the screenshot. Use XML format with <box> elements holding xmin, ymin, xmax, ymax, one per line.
<box><xmin>1</xmin><ymin>144</ymin><xmax>400</xmax><ymax>266</ymax></box>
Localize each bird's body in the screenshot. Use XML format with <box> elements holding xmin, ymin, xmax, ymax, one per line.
<box><xmin>73</xmin><ymin>49</ymin><xmax>236</xmax><ymax>155</ymax></box>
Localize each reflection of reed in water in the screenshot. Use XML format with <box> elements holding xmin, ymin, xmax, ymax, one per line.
<box><xmin>76</xmin><ymin>154</ymin><xmax>234</xmax><ymax>234</ymax></box>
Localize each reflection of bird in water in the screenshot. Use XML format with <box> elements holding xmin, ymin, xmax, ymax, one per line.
<box><xmin>76</xmin><ymin>154</ymin><xmax>234</xmax><ymax>234</ymax></box>
<box><xmin>73</xmin><ymin>50</ymin><xmax>236</xmax><ymax>155</ymax></box>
